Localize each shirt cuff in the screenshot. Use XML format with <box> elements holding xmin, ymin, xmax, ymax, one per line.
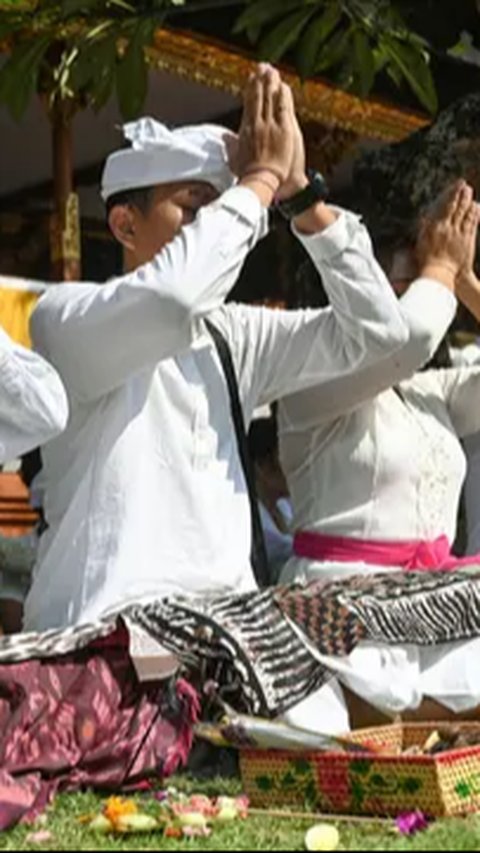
<box><xmin>403</xmin><ymin>277</ymin><xmax>458</xmax><ymax>327</ymax></box>
<box><xmin>290</xmin><ymin>207</ymin><xmax>362</xmax><ymax>263</ymax></box>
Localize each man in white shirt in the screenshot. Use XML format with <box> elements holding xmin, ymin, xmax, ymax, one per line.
<box><xmin>0</xmin><ymin>326</ymin><xmax>67</xmax><ymax>464</ymax></box>
<box><xmin>0</xmin><ymin>324</ymin><xmax>68</xmax><ymax>632</ymax></box>
<box><xmin>25</xmin><ymin>66</ymin><xmax>410</xmax><ymax>631</ymax></box>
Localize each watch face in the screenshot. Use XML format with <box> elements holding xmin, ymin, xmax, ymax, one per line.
<box><xmin>311</xmin><ymin>172</ymin><xmax>329</xmax><ymax>197</ymax></box>
<box><xmin>277</xmin><ymin>174</ymin><xmax>328</xmax><ymax>219</ymax></box>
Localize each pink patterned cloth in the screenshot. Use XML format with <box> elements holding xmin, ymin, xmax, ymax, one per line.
<box><xmin>0</xmin><ymin>628</ymin><xmax>198</xmax><ymax>830</ymax></box>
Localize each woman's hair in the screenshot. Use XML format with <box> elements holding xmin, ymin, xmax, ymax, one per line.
<box><xmin>248</xmin><ymin>412</ymin><xmax>278</xmax><ymax>466</ymax></box>
<box><xmin>20</xmin><ymin>448</ymin><xmax>42</xmax><ymax>488</ymax></box>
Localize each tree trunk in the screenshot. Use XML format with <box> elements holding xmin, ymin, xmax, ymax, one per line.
<box><xmin>50</xmin><ymin>99</ymin><xmax>81</xmax><ymax>281</ymax></box>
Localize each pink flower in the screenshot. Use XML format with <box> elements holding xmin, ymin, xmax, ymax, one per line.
<box><xmin>235</xmin><ymin>795</ymin><xmax>250</xmax><ymax>819</ymax></box>
<box><xmin>171</xmin><ymin>802</ymin><xmax>194</xmax><ymax>817</ymax></box>
<box><xmin>188</xmin><ymin>795</ymin><xmax>217</xmax><ymax>817</ymax></box>
<box><xmin>396</xmin><ymin>810</ymin><xmax>429</xmax><ymax>836</ymax></box>
<box><xmin>182</xmin><ymin>825</ymin><xmax>212</xmax><ymax>838</ymax></box>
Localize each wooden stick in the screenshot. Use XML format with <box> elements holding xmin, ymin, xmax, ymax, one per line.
<box><xmin>249</xmin><ymin>808</ymin><xmax>392</xmax><ymax>825</ymax></box>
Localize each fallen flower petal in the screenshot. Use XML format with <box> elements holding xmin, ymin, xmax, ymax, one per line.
<box><xmin>396</xmin><ymin>810</ymin><xmax>429</xmax><ymax>836</ymax></box>
<box><xmin>25</xmin><ymin>831</ymin><xmax>53</xmax><ymax>845</ymax></box>
<box><xmin>182</xmin><ymin>825</ymin><xmax>212</xmax><ymax>838</ymax></box>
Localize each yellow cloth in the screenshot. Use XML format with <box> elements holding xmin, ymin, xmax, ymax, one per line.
<box><xmin>0</xmin><ymin>286</ymin><xmax>41</xmax><ymax>349</ymax></box>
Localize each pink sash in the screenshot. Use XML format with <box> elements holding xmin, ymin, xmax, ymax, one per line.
<box><xmin>293</xmin><ymin>531</ymin><xmax>480</xmax><ymax>571</ymax></box>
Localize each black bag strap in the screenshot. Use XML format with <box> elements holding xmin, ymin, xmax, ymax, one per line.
<box><xmin>205</xmin><ymin>319</ymin><xmax>269</xmax><ymax>588</ymax></box>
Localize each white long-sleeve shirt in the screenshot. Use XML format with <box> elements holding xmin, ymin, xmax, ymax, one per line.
<box><xmin>278</xmin><ymin>281</ymin><xmax>478</xmax><ymax>556</ymax></box>
<box><xmin>24</xmin><ymin>187</ymin><xmax>409</xmax><ymax>630</ymax></box>
<box><xmin>451</xmin><ymin>340</ymin><xmax>480</xmax><ymax>555</ymax></box>
<box><xmin>0</xmin><ymin>326</ymin><xmax>68</xmax><ymax>464</ymax></box>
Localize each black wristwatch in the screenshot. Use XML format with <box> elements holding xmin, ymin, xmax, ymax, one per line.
<box><xmin>276</xmin><ymin>170</ymin><xmax>329</xmax><ymax>220</ymax></box>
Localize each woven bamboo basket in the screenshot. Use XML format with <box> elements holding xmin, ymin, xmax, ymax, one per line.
<box><xmin>239</xmin><ymin>723</ymin><xmax>480</xmax><ymax>817</ymax></box>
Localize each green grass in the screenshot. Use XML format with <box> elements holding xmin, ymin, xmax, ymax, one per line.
<box><xmin>0</xmin><ymin>777</ymin><xmax>479</xmax><ymax>851</ymax></box>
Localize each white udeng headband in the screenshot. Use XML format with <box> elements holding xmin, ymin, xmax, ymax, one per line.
<box><xmin>101</xmin><ymin>117</ymin><xmax>236</xmax><ymax>201</ymax></box>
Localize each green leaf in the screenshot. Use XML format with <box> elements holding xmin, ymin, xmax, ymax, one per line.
<box><xmin>116</xmin><ymin>18</ymin><xmax>157</xmax><ymax>120</ymax></box>
<box><xmin>0</xmin><ymin>34</ymin><xmax>51</xmax><ymax>120</ymax></box>
<box><xmin>62</xmin><ymin>19</ymin><xmax>114</xmax><ymax>98</ymax></box>
<box><xmin>296</xmin><ymin>2</ymin><xmax>342</xmax><ymax>78</ymax></box>
<box><xmin>83</xmin><ymin>20</ymin><xmax>114</xmax><ymax>43</ymax></box>
<box><xmin>0</xmin><ymin>18</ymin><xmax>27</xmax><ymax>39</ymax></box>
<box><xmin>234</xmin><ymin>0</ymin><xmax>301</xmax><ymax>35</ymax></box>
<box><xmin>61</xmin><ymin>0</ymin><xmax>101</xmax><ymax>16</ymax></box>
<box><xmin>55</xmin><ymin>45</ymin><xmax>80</xmax><ymax>99</ymax></box>
<box><xmin>448</xmin><ymin>37</ymin><xmax>469</xmax><ymax>58</ymax></box>
<box><xmin>68</xmin><ymin>47</ymin><xmax>93</xmax><ymax>93</ymax></box>
<box><xmin>108</xmin><ymin>0</ymin><xmax>136</xmax><ymax>10</ymax></box>
<box><xmin>89</xmin><ymin>37</ymin><xmax>118</xmax><ymax>110</ymax></box>
<box><xmin>315</xmin><ymin>27</ymin><xmax>351</xmax><ymax>72</ymax></box>
<box><xmin>246</xmin><ymin>22</ymin><xmax>263</xmax><ymax>43</ymax></box>
<box><xmin>407</xmin><ymin>32</ymin><xmax>430</xmax><ymax>51</ymax></box>
<box><xmin>337</xmin><ymin>54</ymin><xmax>355</xmax><ymax>89</ymax></box>
<box><xmin>0</xmin><ymin>0</ymin><xmax>37</xmax><ymax>8</ymax></box>
<box><xmin>372</xmin><ymin>45</ymin><xmax>388</xmax><ymax>72</ymax></box>
<box><xmin>258</xmin><ymin>7</ymin><xmax>315</xmax><ymax>64</ymax></box>
<box><xmin>383</xmin><ymin>37</ymin><xmax>438</xmax><ymax>113</ymax></box>
<box><xmin>352</xmin><ymin>28</ymin><xmax>375</xmax><ymax>96</ymax></box>
<box><xmin>386</xmin><ymin>62</ymin><xmax>403</xmax><ymax>88</ymax></box>
<box><xmin>69</xmin><ymin>32</ymin><xmax>117</xmax><ymax>110</ymax></box>
<box><xmin>8</xmin><ymin>72</ymin><xmax>40</xmax><ymax>120</ymax></box>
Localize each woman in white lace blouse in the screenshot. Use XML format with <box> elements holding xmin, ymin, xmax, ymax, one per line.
<box><xmin>278</xmin><ymin>182</ymin><xmax>480</xmax><ymax>731</ymax></box>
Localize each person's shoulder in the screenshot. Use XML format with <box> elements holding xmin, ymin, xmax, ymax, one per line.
<box><xmin>33</xmin><ymin>281</ymin><xmax>102</xmax><ymax>318</ymax></box>
<box><xmin>404</xmin><ymin>367</ymin><xmax>453</xmax><ymax>401</ymax></box>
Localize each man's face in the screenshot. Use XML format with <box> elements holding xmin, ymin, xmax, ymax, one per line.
<box><xmin>113</xmin><ymin>180</ymin><xmax>219</xmax><ymax>268</ymax></box>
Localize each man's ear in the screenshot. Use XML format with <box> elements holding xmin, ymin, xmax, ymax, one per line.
<box><xmin>108</xmin><ymin>205</ymin><xmax>136</xmax><ymax>251</ymax></box>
